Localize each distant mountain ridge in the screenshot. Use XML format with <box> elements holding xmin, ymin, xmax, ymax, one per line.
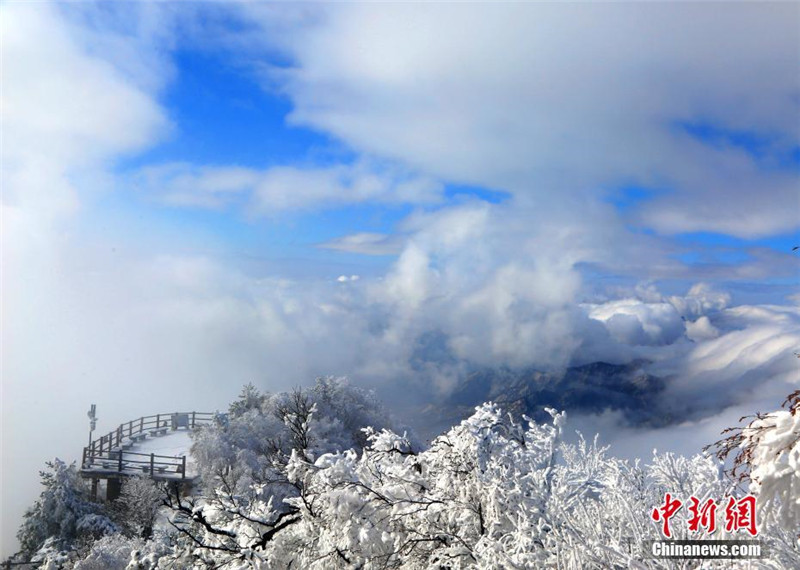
<box><xmin>416</xmin><ymin>361</ymin><xmax>668</xmax><ymax>437</ymax></box>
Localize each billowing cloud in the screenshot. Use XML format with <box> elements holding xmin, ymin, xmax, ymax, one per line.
<box><xmin>587</xmin><ymin>300</ymin><xmax>685</xmax><ymax>346</ymax></box>
<box><xmin>571</xmin><ymin>303</ymin><xmax>800</xmax><ymax>461</ymax></box>
<box><xmin>584</xmin><ymin>284</ymin><xmax>732</xmax><ymax>346</ymax></box>
<box><xmin>684</xmin><ymin>316</ymin><xmax>719</xmax><ymax>342</ymax></box>
<box><xmin>668</xmin><ymin>283</ymin><xmax>731</xmax><ymax>319</ymax></box>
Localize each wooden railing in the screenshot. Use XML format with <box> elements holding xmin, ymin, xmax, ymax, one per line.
<box><xmin>81</xmin><ymin>411</ymin><xmax>217</xmax><ymax>479</ymax></box>
<box><xmin>82</xmin><ymin>449</ymin><xmax>189</xmax><ymax>479</ymax></box>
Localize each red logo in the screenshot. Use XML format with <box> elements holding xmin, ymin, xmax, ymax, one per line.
<box><xmin>651</xmin><ymin>494</ymin><xmax>758</xmax><ymax>537</ymax></box>
<box><xmin>687</xmin><ymin>496</ymin><xmax>717</xmax><ymax>534</ymax></box>
<box><xmin>724</xmin><ymin>495</ymin><xmax>757</xmax><ymax>537</ymax></box>
<box><xmin>651</xmin><ymin>493</ymin><xmax>682</xmax><ymax>538</ymax></box>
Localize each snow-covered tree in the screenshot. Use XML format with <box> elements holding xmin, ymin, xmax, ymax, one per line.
<box><xmin>19</xmin><ymin>379</ymin><xmax>800</xmax><ymax>569</ymax></box>
<box><xmin>270</xmin><ymin>404</ymin><xmax>699</xmax><ymax>568</ymax></box>
<box><xmin>229</xmin><ymin>383</ymin><xmax>266</xmax><ymax>418</ymax></box>
<box><xmin>114</xmin><ymin>476</ymin><xmax>166</xmax><ymax>539</ymax></box>
<box><xmin>159</xmin><ymin>378</ymin><xmax>395</xmax><ymax>567</ymax></box>
<box><xmin>162</xmin><ymin>400</ymin><xmax>800</xmax><ymax>568</ymax></box>
<box><xmin>709</xmin><ymin>389</ymin><xmax>800</xmax><ymax>536</ymax></box>
<box><xmin>16</xmin><ymin>459</ymin><xmax>116</xmax><ymax>561</ymax></box>
<box><xmin>190</xmin><ymin>378</ymin><xmax>395</xmax><ymax>496</ymax></box>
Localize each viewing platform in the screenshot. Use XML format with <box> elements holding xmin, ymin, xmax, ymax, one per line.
<box><xmin>80</xmin><ymin>411</ymin><xmax>218</xmax><ymax>500</ymax></box>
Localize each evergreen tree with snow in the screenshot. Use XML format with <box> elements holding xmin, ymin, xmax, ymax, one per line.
<box><xmin>16</xmin><ymin>459</ymin><xmax>116</xmax><ymax>562</ymax></box>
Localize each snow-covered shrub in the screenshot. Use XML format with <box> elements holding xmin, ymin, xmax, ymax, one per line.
<box><xmin>74</xmin><ymin>535</ymin><xmax>145</xmax><ymax>570</ymax></box>
<box><xmin>30</xmin><ymin>536</ymin><xmax>78</xmax><ymax>569</ymax></box>
<box><xmin>75</xmin><ymin>532</ymin><xmax>176</xmax><ymax>570</ymax></box>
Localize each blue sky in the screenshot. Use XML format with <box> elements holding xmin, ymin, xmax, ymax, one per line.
<box><xmin>124</xmin><ymin>48</ymin><xmax>335</xmax><ymax>168</ymax></box>
<box><xmin>108</xmin><ymin>45</ymin><xmax>518</xmax><ymax>280</ymax></box>
<box><xmin>99</xmin><ymin>21</ymin><xmax>799</xmax><ymax>295</ymax></box>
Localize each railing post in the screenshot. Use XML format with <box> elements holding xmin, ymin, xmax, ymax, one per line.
<box><xmin>192</xmin><ymin>411</ymin><xmax>196</xmax><ymax>429</ymax></box>
<box><xmin>150</xmin><ymin>453</ymin><xmax>155</xmax><ymax>476</ymax></box>
<box><xmin>140</xmin><ymin>417</ymin><xmax>144</xmax><ymax>434</ymax></box>
<box><xmin>156</xmin><ymin>414</ymin><xmax>160</xmax><ymax>429</ymax></box>
<box><xmin>118</xmin><ymin>449</ymin><xmax>123</xmax><ymax>472</ymax></box>
<box><xmin>182</xmin><ymin>456</ymin><xmax>186</xmax><ymax>480</ymax></box>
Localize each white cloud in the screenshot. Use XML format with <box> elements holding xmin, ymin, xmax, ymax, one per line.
<box><xmin>668</xmin><ymin>283</ymin><xmax>731</xmax><ymax>318</ymax></box>
<box><xmin>651</xmin><ymin>305</ymin><xmax>800</xmax><ymax>415</ymax></box>
<box><xmin>570</xmin><ymin>303</ymin><xmax>800</xmax><ymax>461</ymax></box>
<box><xmin>132</xmin><ymin>162</ymin><xmax>261</xmax><ymax>209</ymax></box>
<box><xmin>319</xmin><ymin>232</ymin><xmax>404</xmax><ymax>256</ymax></box>
<box><xmin>2</xmin><ymin>4</ymin><xmax>168</xmax><ymax>198</ymax></box>
<box><xmin>242</xmin><ymin>2</ymin><xmax>798</xmax><ymax>237</ymax></box>
<box><xmin>252</xmin><ymin>161</ymin><xmax>443</xmax><ymax>214</ymax></box>
<box><xmin>684</xmin><ymin>316</ymin><xmax>720</xmax><ymax>342</ymax></box>
<box><xmin>2</xmin><ymin>3</ymin><xmax>171</xmax><ymax>556</ymax></box>
<box><xmin>131</xmin><ymin>160</ymin><xmax>444</xmax><ymax>214</ymax></box>
<box><xmin>588</xmin><ymin>299</ymin><xmax>684</xmax><ymax>346</ymax></box>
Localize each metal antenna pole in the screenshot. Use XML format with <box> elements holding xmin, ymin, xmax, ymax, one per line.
<box><xmin>87</xmin><ymin>404</ymin><xmax>97</xmax><ymax>446</ymax></box>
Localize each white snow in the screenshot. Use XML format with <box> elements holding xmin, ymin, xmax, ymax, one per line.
<box><xmin>126</xmin><ymin>429</ymin><xmax>196</xmax><ymax>477</ymax></box>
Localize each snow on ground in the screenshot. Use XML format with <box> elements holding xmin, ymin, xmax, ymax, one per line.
<box><xmin>130</xmin><ymin>429</ymin><xmax>197</xmax><ymax>476</ymax></box>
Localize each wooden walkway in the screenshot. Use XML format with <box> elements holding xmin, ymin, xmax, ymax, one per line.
<box><xmin>81</xmin><ymin>412</ymin><xmax>216</xmax><ymax>481</ymax></box>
